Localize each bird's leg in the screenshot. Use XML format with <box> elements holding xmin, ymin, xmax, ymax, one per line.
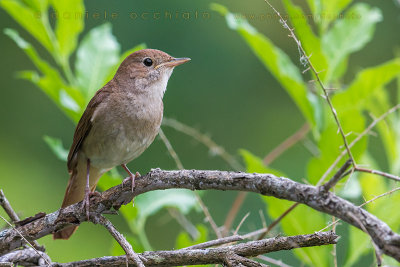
<box><xmin>121</xmin><ymin>164</ymin><xmax>140</xmax><ymax>192</ymax></box>
<box><xmin>82</xmin><ymin>159</ymin><xmax>91</xmax><ymax>220</ymax></box>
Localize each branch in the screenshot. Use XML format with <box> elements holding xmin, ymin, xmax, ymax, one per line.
<box><xmin>0</xmin><ymin>248</ymin><xmax>51</xmax><ymax>266</ymax></box>
<box><xmin>50</xmin><ymin>232</ymin><xmax>337</xmax><ymax>266</ymax></box>
<box><xmin>1</xmin><ymin>169</ymin><xmax>400</xmax><ymax>261</ymax></box>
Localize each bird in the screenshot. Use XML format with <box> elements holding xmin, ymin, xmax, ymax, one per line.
<box><xmin>53</xmin><ymin>49</ymin><xmax>190</xmax><ymax>239</ymax></box>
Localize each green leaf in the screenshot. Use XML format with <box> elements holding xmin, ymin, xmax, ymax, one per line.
<box><xmin>0</xmin><ymin>0</ymin><xmax>53</xmax><ymax>53</ymax></box>
<box><xmin>135</xmin><ymin>189</ymin><xmax>198</xmax><ymax>227</ymax></box>
<box><xmin>320</xmin><ymin>0</ymin><xmax>353</xmax><ymax>29</ymax></box>
<box><xmin>322</xmin><ymin>3</ymin><xmax>382</xmax><ymax>82</ymax></box>
<box><xmin>75</xmin><ymin>23</ymin><xmax>120</xmax><ymax>100</ymax></box>
<box><xmin>334</xmin><ymin>58</ymin><xmax>400</xmax><ymax>112</ymax></box>
<box><xmin>43</xmin><ymin>135</ymin><xmax>68</xmax><ymax>161</ymax></box>
<box><xmin>104</xmin><ymin>43</ymin><xmax>147</xmax><ymax>82</ymax></box>
<box><xmin>5</xmin><ymin>28</ymin><xmax>84</xmax><ymax>121</ymax></box>
<box><xmin>50</xmin><ymin>0</ymin><xmax>84</xmax><ymax>62</ymax></box>
<box><xmin>240</xmin><ymin>149</ymin><xmax>330</xmax><ymax>267</ymax></box>
<box><xmin>211</xmin><ymin>3</ymin><xmax>316</xmax><ymax>126</ymax></box>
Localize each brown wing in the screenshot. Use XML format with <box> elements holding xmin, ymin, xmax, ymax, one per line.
<box><xmin>67</xmin><ymin>85</ymin><xmax>113</xmax><ymax>172</ymax></box>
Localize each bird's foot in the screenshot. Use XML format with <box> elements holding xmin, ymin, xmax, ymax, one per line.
<box><xmin>81</xmin><ymin>191</ymin><xmax>100</xmax><ymax>220</ymax></box>
<box><xmin>122</xmin><ymin>171</ymin><xmax>140</xmax><ymax>192</ymax></box>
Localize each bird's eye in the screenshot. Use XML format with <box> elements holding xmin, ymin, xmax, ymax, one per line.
<box><xmin>143</xmin><ymin>58</ymin><xmax>153</xmax><ymax>67</ymax></box>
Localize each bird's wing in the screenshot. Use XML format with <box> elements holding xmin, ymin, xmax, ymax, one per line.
<box><xmin>67</xmin><ymin>86</ymin><xmax>112</xmax><ymax>173</ymax></box>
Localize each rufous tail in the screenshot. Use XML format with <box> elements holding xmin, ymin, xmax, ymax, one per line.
<box><xmin>53</xmin><ymin>159</ymin><xmax>102</xmax><ymax>240</ymax></box>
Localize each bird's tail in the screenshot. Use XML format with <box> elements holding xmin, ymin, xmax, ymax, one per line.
<box><xmin>53</xmin><ymin>159</ymin><xmax>103</xmax><ymax>240</ymax></box>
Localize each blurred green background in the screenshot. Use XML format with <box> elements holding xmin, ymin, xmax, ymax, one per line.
<box><xmin>0</xmin><ymin>0</ymin><xmax>399</xmax><ymax>265</ymax></box>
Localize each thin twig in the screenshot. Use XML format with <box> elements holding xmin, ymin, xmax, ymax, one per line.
<box><xmin>0</xmin><ymin>190</ymin><xmax>20</xmax><ymax>222</ymax></box>
<box><xmin>355</xmin><ymin>167</ymin><xmax>400</xmax><ymax>182</ymax></box>
<box><xmin>233</xmin><ymin>212</ymin><xmax>250</xmax><ymax>235</ymax></box>
<box><xmin>264</xmin><ymin>0</ymin><xmax>355</xmax><ymax>166</ymax></box>
<box><xmin>162</xmin><ymin>118</ymin><xmax>243</xmax><ymax>171</ymax></box>
<box><xmin>319</xmin><ymin>104</ymin><xmax>400</xmax><ymax>184</ymax></box>
<box><xmin>91</xmin><ymin>215</ymin><xmax>144</xmax><ymax>267</ymax></box>
<box><xmin>322</xmin><ymin>159</ymin><xmax>353</xmax><ymax>191</ymax></box>
<box><xmin>0</xmin><ymin>190</ymin><xmax>44</xmax><ymax>252</ymax></box>
<box><xmin>348</xmin><ymin>213</ymin><xmax>382</xmax><ymax>266</ymax></box>
<box><xmin>319</xmin><ymin>186</ymin><xmax>400</xmax><ymax>232</ymax></box>
<box><xmin>159</xmin><ymin>128</ymin><xmax>184</xmax><ymax>169</ymax></box>
<box><xmin>263</xmin><ymin>123</ymin><xmax>310</xmax><ymax>165</ymax></box>
<box><xmin>257</xmin><ymin>255</ymin><xmax>292</xmax><ymax>267</ymax></box>
<box><xmin>224</xmin><ymin>124</ymin><xmax>310</xmax><ymax>237</ymax></box>
<box><xmin>223</xmin><ymin>191</ymin><xmax>247</xmax><ymax>236</ymax></box>
<box><xmin>257</xmin><ymin>203</ymin><xmax>299</xmax><ymax>240</ymax></box>
<box><xmin>159</xmin><ymin>128</ymin><xmax>222</xmax><ymax>239</ymax></box>
<box><xmin>0</xmin><ymin>214</ymin><xmax>51</xmax><ymax>266</ymax></box>
<box><xmin>183</xmin><ymin>235</ymin><xmax>243</xmax><ymax>250</ymax></box>
<box><xmin>168</xmin><ymin>208</ymin><xmax>199</xmax><ymax>240</ymax></box>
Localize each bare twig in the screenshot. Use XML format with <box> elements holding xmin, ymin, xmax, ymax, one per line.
<box><xmin>348</xmin><ymin>213</ymin><xmax>382</xmax><ymax>266</ymax></box>
<box><xmin>223</xmin><ymin>191</ymin><xmax>247</xmax><ymax>236</ymax></box>
<box><xmin>234</xmin><ymin>212</ymin><xmax>250</xmax><ymax>235</ymax></box>
<box><xmin>224</xmin><ymin>253</ymin><xmax>267</xmax><ymax>267</ymax></box>
<box><xmin>162</xmin><ymin>118</ymin><xmax>243</xmax><ymax>171</ymax></box>
<box><xmin>49</xmin><ymin>232</ymin><xmax>337</xmax><ymax>267</ymax></box>
<box><xmin>159</xmin><ymin>129</ymin><xmax>222</xmax><ymax>238</ymax></box>
<box><xmin>159</xmin><ymin>128</ymin><xmax>184</xmax><ymax>170</ymax></box>
<box><xmin>264</xmin><ymin>0</ymin><xmax>355</xmax><ymax>166</ymax></box>
<box><xmin>263</xmin><ymin>123</ymin><xmax>310</xmax><ymax>165</ymax></box>
<box><xmin>319</xmin><ymin>186</ymin><xmax>400</xmax><ymax>232</ymax></box>
<box><xmin>257</xmin><ymin>203</ymin><xmax>299</xmax><ymax>240</ymax></box>
<box><xmin>0</xmin><ymin>190</ymin><xmax>44</xmax><ymax>252</ymax></box>
<box><xmin>355</xmin><ymin>167</ymin><xmax>400</xmax><ymax>183</ymax></box>
<box><xmin>257</xmin><ymin>255</ymin><xmax>292</xmax><ymax>267</ymax></box>
<box><xmin>91</xmin><ymin>215</ymin><xmax>144</xmax><ymax>267</ymax></box>
<box><xmin>322</xmin><ymin>159</ymin><xmax>353</xmax><ymax>191</ymax></box>
<box><xmin>224</xmin><ymin>123</ymin><xmax>310</xmax><ymax>237</ymax></box>
<box><xmin>0</xmin><ymin>190</ymin><xmax>19</xmax><ymax>222</ymax></box>
<box><xmin>319</xmin><ymin>104</ymin><xmax>400</xmax><ymax>184</ymax></box>
<box><xmin>239</xmin><ymin>123</ymin><xmax>310</xmax><ymax>239</ymax></box>
<box><xmin>168</xmin><ymin>208</ymin><xmax>199</xmax><ymax>240</ymax></box>
<box><xmin>183</xmin><ymin>235</ymin><xmax>243</xmax><ymax>250</ymax></box>
<box><xmin>195</xmin><ymin>193</ymin><xmax>223</xmax><ymax>239</ymax></box>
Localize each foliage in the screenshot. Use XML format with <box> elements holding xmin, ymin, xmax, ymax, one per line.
<box><xmin>213</xmin><ymin>1</ymin><xmax>400</xmax><ymax>266</ymax></box>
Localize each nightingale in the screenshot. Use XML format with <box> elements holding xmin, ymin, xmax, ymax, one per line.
<box><xmin>53</xmin><ymin>49</ymin><xmax>190</xmax><ymax>240</ymax></box>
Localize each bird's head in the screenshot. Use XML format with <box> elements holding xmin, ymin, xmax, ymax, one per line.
<box><xmin>114</xmin><ymin>49</ymin><xmax>190</xmax><ymax>97</ymax></box>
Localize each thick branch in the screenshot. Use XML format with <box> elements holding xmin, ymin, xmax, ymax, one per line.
<box><xmin>1</xmin><ymin>169</ymin><xmax>400</xmax><ymax>261</ymax></box>
<box><xmin>50</xmin><ymin>232</ymin><xmax>337</xmax><ymax>266</ymax></box>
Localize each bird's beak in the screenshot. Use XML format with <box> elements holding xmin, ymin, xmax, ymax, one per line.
<box><xmin>155</xmin><ymin>57</ymin><xmax>191</xmax><ymax>70</ymax></box>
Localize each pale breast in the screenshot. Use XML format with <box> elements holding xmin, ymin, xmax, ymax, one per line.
<box><xmin>82</xmin><ymin>91</ymin><xmax>163</xmax><ymax>170</ymax></box>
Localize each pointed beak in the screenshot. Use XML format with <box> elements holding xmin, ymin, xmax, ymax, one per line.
<box><xmin>155</xmin><ymin>57</ymin><xmax>191</xmax><ymax>69</ymax></box>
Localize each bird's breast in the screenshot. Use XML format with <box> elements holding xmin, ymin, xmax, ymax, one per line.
<box><xmin>82</xmin><ymin>92</ymin><xmax>163</xmax><ymax>170</ymax></box>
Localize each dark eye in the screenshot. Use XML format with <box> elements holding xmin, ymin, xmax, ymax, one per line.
<box><xmin>143</xmin><ymin>58</ymin><xmax>153</xmax><ymax>67</ymax></box>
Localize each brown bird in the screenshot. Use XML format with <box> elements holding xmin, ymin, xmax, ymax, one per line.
<box><xmin>53</xmin><ymin>49</ymin><xmax>190</xmax><ymax>239</ymax></box>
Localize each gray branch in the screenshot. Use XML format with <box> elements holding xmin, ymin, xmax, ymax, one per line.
<box><xmin>1</xmin><ymin>169</ymin><xmax>400</xmax><ymax>261</ymax></box>
<box><xmin>0</xmin><ymin>248</ymin><xmax>51</xmax><ymax>266</ymax></box>
<box><xmin>50</xmin><ymin>232</ymin><xmax>336</xmax><ymax>266</ymax></box>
